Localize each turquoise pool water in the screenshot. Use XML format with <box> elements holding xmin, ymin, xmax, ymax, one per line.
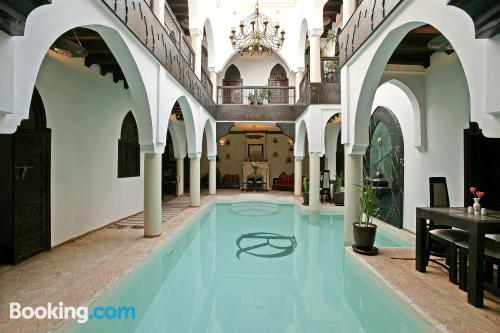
<box><xmin>70</xmin><ymin>202</ymin><xmax>435</xmax><ymax>333</ymax></box>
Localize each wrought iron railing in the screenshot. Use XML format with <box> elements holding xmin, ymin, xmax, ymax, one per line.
<box><xmin>164</xmin><ymin>2</ymin><xmax>195</xmax><ymax>69</ymax></box>
<box><xmin>100</xmin><ymin>0</ymin><xmax>215</xmax><ymax>115</ymax></box>
<box><xmin>201</xmin><ymin>67</ymin><xmax>213</xmax><ymax>99</ymax></box>
<box><xmin>338</xmin><ymin>0</ymin><xmax>404</xmax><ymax>68</ymax></box>
<box><xmin>299</xmin><ymin>68</ymin><xmax>310</xmax><ymax>102</ymax></box>
<box><xmin>217</xmin><ymin>86</ymin><xmax>295</xmax><ymax>105</ymax></box>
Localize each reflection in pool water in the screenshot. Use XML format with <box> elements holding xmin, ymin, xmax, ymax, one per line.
<box><xmin>68</xmin><ymin>203</ymin><xmax>434</xmax><ymax>333</ymax></box>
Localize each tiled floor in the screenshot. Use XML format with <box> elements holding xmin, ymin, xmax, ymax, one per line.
<box><xmin>349</xmin><ymin>247</ymin><xmax>500</xmax><ymax>333</ymax></box>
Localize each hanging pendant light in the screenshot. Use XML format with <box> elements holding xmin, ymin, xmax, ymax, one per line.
<box><xmin>50</xmin><ymin>30</ymin><xmax>88</xmax><ymax>58</ymax></box>
<box><xmin>229</xmin><ymin>0</ymin><xmax>285</xmax><ymax>56</ymax></box>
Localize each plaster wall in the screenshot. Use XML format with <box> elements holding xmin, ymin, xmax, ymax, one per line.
<box><xmin>214</xmin><ymin>133</ymin><xmax>307</xmax><ymax>181</ymax></box>
<box><xmin>219</xmin><ymin>53</ymin><xmax>293</xmax><ymax>86</ymax></box>
<box><xmin>372</xmin><ymin>52</ymin><xmax>469</xmax><ymax>231</ymax></box>
<box><xmin>36</xmin><ymin>53</ymin><xmax>143</xmax><ymax>245</ymax></box>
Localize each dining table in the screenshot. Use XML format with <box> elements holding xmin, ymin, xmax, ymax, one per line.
<box><xmin>415</xmin><ymin>207</ymin><xmax>500</xmax><ymax>307</ymax></box>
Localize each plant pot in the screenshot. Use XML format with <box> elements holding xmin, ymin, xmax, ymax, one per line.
<box><xmin>353</xmin><ymin>223</ymin><xmax>377</xmax><ymax>251</ymax></box>
<box><xmin>333</xmin><ymin>192</ymin><xmax>344</xmax><ymax>206</ymax></box>
<box><xmin>303</xmin><ymin>192</ymin><xmax>309</xmax><ymax>206</ymax></box>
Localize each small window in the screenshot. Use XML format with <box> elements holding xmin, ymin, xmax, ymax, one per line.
<box><xmin>118</xmin><ymin>111</ymin><xmax>140</xmax><ymax>178</ymax></box>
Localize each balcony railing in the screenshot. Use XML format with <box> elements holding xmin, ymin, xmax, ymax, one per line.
<box><xmin>217</xmin><ymin>86</ymin><xmax>295</xmax><ymax>105</ymax></box>
<box><xmin>201</xmin><ymin>67</ymin><xmax>213</xmax><ymax>98</ymax></box>
<box><xmin>100</xmin><ymin>0</ymin><xmax>215</xmax><ymax>115</ymax></box>
<box><xmin>164</xmin><ymin>2</ymin><xmax>195</xmax><ymax>69</ymax></box>
<box><xmin>297</xmin><ymin>59</ymin><xmax>341</xmax><ymax>111</ymax></box>
<box><xmin>338</xmin><ymin>0</ymin><xmax>404</xmax><ymax>68</ymax></box>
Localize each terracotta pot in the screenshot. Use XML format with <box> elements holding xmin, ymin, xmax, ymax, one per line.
<box><xmin>303</xmin><ymin>192</ymin><xmax>309</xmax><ymax>206</ymax></box>
<box><xmin>353</xmin><ymin>223</ymin><xmax>377</xmax><ymax>250</ymax></box>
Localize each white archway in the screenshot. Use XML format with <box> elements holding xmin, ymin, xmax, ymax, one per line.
<box><xmin>374</xmin><ymin>80</ymin><xmax>423</xmax><ymax>149</ymax></box>
<box><xmin>294</xmin><ymin>119</ymin><xmax>308</xmax><ymax>158</ymax></box>
<box><xmin>342</xmin><ymin>0</ymin><xmax>500</xmax><ymax>152</ymax></box>
<box><xmin>0</xmin><ymin>0</ymin><xmax>156</xmax><ymax>148</ymax></box>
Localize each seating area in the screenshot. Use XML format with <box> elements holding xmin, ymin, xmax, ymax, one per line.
<box><xmin>272</xmin><ymin>173</ymin><xmax>294</xmax><ymax>191</ymax></box>
<box><xmin>416</xmin><ymin>177</ymin><xmax>500</xmax><ymax>308</ymax></box>
<box><xmin>221</xmin><ymin>174</ymin><xmax>240</xmax><ymax>189</ymax></box>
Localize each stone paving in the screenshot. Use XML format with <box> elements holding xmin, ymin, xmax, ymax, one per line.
<box><xmin>0</xmin><ymin>194</ymin><xmax>215</xmax><ymax>333</ymax></box>
<box><xmin>349</xmin><ymin>247</ymin><xmax>500</xmax><ymax>333</ymax></box>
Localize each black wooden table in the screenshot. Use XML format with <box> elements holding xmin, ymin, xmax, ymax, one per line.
<box><xmin>416</xmin><ymin>207</ymin><xmax>500</xmax><ymax>307</ymax></box>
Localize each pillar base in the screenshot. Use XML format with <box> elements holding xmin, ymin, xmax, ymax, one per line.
<box><xmin>144</xmin><ymin>233</ymin><xmax>162</xmax><ymax>239</ymax></box>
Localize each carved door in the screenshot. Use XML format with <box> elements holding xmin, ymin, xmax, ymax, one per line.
<box><xmin>222</xmin><ymin>79</ymin><xmax>243</xmax><ymax>104</ymax></box>
<box><xmin>0</xmin><ymin>89</ymin><xmax>51</xmax><ymax>264</ymax></box>
<box><xmin>268</xmin><ymin>64</ymin><xmax>289</xmax><ymax>104</ymax></box>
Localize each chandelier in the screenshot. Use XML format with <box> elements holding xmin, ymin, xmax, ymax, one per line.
<box><xmin>230</xmin><ymin>1</ymin><xmax>285</xmax><ymax>56</ymax></box>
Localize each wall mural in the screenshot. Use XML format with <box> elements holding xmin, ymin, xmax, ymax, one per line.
<box><xmin>364</xmin><ymin>107</ymin><xmax>404</xmax><ymax>228</ymax></box>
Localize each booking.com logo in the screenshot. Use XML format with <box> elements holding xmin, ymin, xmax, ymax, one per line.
<box><xmin>9</xmin><ymin>302</ymin><xmax>136</xmax><ymax>324</ymax></box>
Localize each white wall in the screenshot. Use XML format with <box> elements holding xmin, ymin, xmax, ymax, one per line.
<box><xmin>219</xmin><ymin>53</ymin><xmax>293</xmax><ymax>86</ymax></box>
<box><xmin>372</xmin><ymin>52</ymin><xmax>469</xmax><ymax>231</ymax></box>
<box><xmin>36</xmin><ymin>52</ymin><xmax>144</xmax><ymax>245</ymax></box>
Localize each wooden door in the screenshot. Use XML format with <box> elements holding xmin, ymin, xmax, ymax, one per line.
<box><xmin>0</xmin><ymin>89</ymin><xmax>51</xmax><ymax>264</ymax></box>
<box><xmin>222</xmin><ymin>79</ymin><xmax>243</xmax><ymax>104</ymax></box>
<box><xmin>268</xmin><ymin>64</ymin><xmax>289</xmax><ymax>104</ymax></box>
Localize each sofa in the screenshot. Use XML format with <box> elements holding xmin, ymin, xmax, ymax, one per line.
<box><xmin>272</xmin><ymin>173</ymin><xmax>294</xmax><ymax>191</ymax></box>
<box><xmin>221</xmin><ymin>174</ymin><xmax>240</xmax><ymax>189</ymax></box>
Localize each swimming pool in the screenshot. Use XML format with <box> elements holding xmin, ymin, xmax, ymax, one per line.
<box><xmin>67</xmin><ymin>201</ymin><xmax>435</xmax><ymax>333</ymax></box>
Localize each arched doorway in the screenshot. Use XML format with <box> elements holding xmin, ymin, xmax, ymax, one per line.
<box><xmin>0</xmin><ymin>88</ymin><xmax>51</xmax><ymax>264</ymax></box>
<box><xmin>268</xmin><ymin>64</ymin><xmax>289</xmax><ymax>104</ymax></box>
<box><xmin>222</xmin><ymin>64</ymin><xmax>242</xmax><ymax>104</ymax></box>
<box><xmin>364</xmin><ymin>107</ymin><xmax>404</xmax><ymax>228</ymax></box>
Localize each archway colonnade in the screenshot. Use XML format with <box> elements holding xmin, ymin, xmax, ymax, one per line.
<box><xmin>0</xmin><ymin>0</ymin><xmax>217</xmax><ymax>246</ymax></box>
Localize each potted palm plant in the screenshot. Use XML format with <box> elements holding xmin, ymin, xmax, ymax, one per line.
<box><xmin>333</xmin><ymin>171</ymin><xmax>344</xmax><ymax>206</ymax></box>
<box><xmin>302</xmin><ymin>176</ymin><xmax>309</xmax><ymax>206</ymax></box>
<box><xmin>353</xmin><ymin>181</ymin><xmax>379</xmax><ymax>255</ymax></box>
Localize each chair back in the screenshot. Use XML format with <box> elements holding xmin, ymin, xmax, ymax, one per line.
<box><xmin>429</xmin><ymin>177</ymin><xmax>450</xmax><ymax>208</ymax></box>
<box><xmin>321</xmin><ymin>170</ymin><xmax>330</xmax><ymax>189</ymax></box>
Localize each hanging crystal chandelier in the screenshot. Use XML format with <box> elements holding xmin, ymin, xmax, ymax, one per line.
<box><xmin>229</xmin><ymin>1</ymin><xmax>285</xmax><ymax>56</ymax></box>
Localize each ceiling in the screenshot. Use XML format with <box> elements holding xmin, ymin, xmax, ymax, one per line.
<box><xmin>56</xmin><ymin>28</ymin><xmax>127</xmax><ymax>88</ymax></box>
<box><xmin>166</xmin><ymin>0</ymin><xmax>190</xmax><ymax>35</ymax></box>
<box><xmin>388</xmin><ymin>25</ymin><xmax>448</xmax><ymax>68</ymax></box>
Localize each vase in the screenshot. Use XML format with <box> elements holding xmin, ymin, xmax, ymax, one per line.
<box><xmin>473</xmin><ymin>198</ymin><xmax>481</xmax><ymax>215</ymax></box>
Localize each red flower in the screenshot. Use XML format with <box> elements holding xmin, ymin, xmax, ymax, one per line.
<box><xmin>477</xmin><ymin>191</ymin><xmax>485</xmax><ymax>198</ymax></box>
<box><xmin>470</xmin><ymin>187</ymin><xmax>477</xmax><ymax>193</ymax></box>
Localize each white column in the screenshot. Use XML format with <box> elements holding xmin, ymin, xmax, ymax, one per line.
<box><xmin>309</xmin><ymin>152</ymin><xmax>321</xmax><ymax>213</ymax></box>
<box><xmin>344</xmin><ymin>153</ymin><xmax>363</xmax><ymax>245</ymax></box>
<box><xmin>208</xmin><ymin>156</ymin><xmax>217</xmax><ymax>195</ymax></box>
<box><xmin>144</xmin><ymin>153</ymin><xmax>162</xmax><ymax>238</ymax></box>
<box><xmin>309</xmin><ymin>30</ymin><xmax>322</xmax><ymax>83</ymax></box>
<box><xmin>342</xmin><ymin>0</ymin><xmax>358</xmax><ymax>27</ymax></box>
<box><xmin>152</xmin><ymin>0</ymin><xmax>165</xmax><ymax>26</ymax></box>
<box><xmin>295</xmin><ymin>70</ymin><xmax>303</xmax><ymax>102</ymax></box>
<box><xmin>176</xmin><ymin>157</ymin><xmax>184</xmax><ymax>196</ymax></box>
<box><xmin>190</xmin><ymin>156</ymin><xmax>201</xmax><ymax>207</ymax></box>
<box><xmin>209</xmin><ymin>70</ymin><xmax>217</xmax><ymax>102</ymax></box>
<box><xmin>294</xmin><ymin>157</ymin><xmax>303</xmax><ymax>196</ymax></box>
<box><xmin>190</xmin><ymin>29</ymin><xmax>203</xmax><ymax>78</ymax></box>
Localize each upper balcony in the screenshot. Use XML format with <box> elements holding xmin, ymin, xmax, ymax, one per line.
<box><xmin>100</xmin><ymin>0</ymin><xmax>216</xmax><ymax>116</ymax></box>
<box><xmin>338</xmin><ymin>0</ymin><xmax>404</xmax><ymax>68</ymax></box>
<box><xmin>215</xmin><ymin>57</ymin><xmax>341</xmax><ymax>121</ymax></box>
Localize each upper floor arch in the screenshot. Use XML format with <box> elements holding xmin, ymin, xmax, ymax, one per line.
<box><xmin>0</xmin><ymin>0</ymin><xmax>162</xmax><ymax>150</ymax></box>
<box><xmin>341</xmin><ymin>0</ymin><xmax>500</xmax><ymax>154</ymax></box>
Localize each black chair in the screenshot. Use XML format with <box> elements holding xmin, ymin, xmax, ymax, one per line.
<box><xmin>457</xmin><ymin>234</ymin><xmax>500</xmax><ymax>292</ymax></box>
<box><xmin>426</xmin><ymin>177</ymin><xmax>468</xmax><ymax>284</ymax></box>
<box><xmin>320</xmin><ymin>170</ymin><xmax>332</xmax><ymax>204</ymax></box>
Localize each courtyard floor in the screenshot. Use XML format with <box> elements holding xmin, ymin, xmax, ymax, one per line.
<box><xmin>0</xmin><ymin>190</ymin><xmax>499</xmax><ymax>332</ymax></box>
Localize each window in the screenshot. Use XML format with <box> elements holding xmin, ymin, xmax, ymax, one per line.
<box><xmin>118</xmin><ymin>111</ymin><xmax>140</xmax><ymax>178</ymax></box>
